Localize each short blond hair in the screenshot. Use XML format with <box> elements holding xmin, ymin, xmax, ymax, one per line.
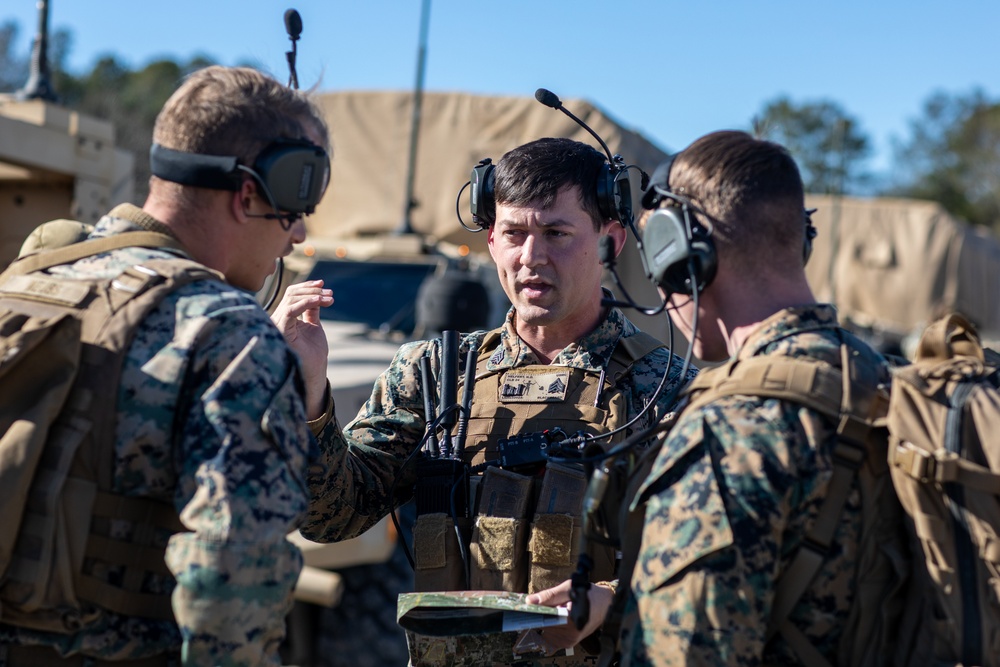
<box><xmin>153</xmin><ymin>66</ymin><xmax>329</xmax><ymax>167</ymax></box>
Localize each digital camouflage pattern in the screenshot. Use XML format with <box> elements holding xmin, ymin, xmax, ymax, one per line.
<box><xmin>304</xmin><ymin>305</ymin><xmax>695</xmax><ymax>667</ymax></box>
<box><xmin>0</xmin><ymin>205</ymin><xmax>318</xmax><ymax>665</ymax></box>
<box><xmin>304</xmin><ymin>305</ymin><xmax>696</xmax><ymax>542</ymax></box>
<box><xmin>621</xmin><ymin>304</ymin><xmax>892</xmax><ymax>667</ymax></box>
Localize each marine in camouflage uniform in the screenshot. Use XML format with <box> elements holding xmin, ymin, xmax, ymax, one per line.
<box><xmin>620</xmin><ymin>305</ymin><xmax>891</xmax><ymax>666</ymax></box>
<box><xmin>0</xmin><ymin>207</ymin><xmax>320</xmax><ymax>665</ymax></box>
<box><xmin>301</xmin><ymin>138</ymin><xmax>697</xmax><ymax>666</ymax></box>
<box><xmin>615</xmin><ymin>131</ymin><xmax>893</xmax><ymax>666</ymax></box>
<box><xmin>304</xmin><ymin>304</ymin><xmax>694</xmax><ymax>667</ymax></box>
<box><xmin>1</xmin><ymin>66</ymin><xmax>332</xmax><ymax>666</ymax></box>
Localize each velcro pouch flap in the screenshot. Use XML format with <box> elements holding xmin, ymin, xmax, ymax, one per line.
<box><xmin>414</xmin><ymin>513</ymin><xmax>450</xmax><ymax>571</ymax></box>
<box><xmin>529</xmin><ymin>513</ymin><xmax>575</xmax><ymax>566</ymax></box>
<box><xmin>474</xmin><ymin>516</ymin><xmax>519</xmax><ymax>571</ymax></box>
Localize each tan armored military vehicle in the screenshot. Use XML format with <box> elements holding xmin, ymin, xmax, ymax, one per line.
<box><xmin>0</xmin><ymin>95</ymin><xmax>134</xmax><ymax>269</ymax></box>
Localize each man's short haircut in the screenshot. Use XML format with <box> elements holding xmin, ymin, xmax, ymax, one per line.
<box><xmin>153</xmin><ymin>66</ymin><xmax>330</xmax><ymax>175</ymax></box>
<box><xmin>670</xmin><ymin>131</ymin><xmax>806</xmax><ymax>268</ymax></box>
<box><xmin>493</xmin><ymin>137</ymin><xmax>609</xmax><ymax>230</ymax></box>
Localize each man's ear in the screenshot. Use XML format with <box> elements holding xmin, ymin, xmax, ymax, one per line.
<box><xmin>232</xmin><ymin>179</ymin><xmax>256</xmax><ymax>223</ymax></box>
<box><xmin>486</xmin><ymin>224</ymin><xmax>499</xmax><ymax>261</ymax></box>
<box><xmin>606</xmin><ymin>221</ymin><xmax>628</xmax><ymax>257</ymax></box>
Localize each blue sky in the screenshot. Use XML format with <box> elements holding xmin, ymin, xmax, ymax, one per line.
<box><xmin>5</xmin><ymin>1</ymin><xmax>999</xmax><ymax>177</ymax></box>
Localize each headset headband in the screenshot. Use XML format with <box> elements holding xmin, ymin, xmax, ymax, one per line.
<box><xmin>149</xmin><ymin>139</ymin><xmax>330</xmax><ymax>215</ymax></box>
<box><xmin>150</xmin><ymin>144</ymin><xmax>242</xmax><ymax>191</ymax></box>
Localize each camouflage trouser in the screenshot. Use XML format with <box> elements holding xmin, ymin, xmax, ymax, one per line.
<box><xmin>405</xmin><ymin>631</ymin><xmax>601</xmax><ymax>667</ymax></box>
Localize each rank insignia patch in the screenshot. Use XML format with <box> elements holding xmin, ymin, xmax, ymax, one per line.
<box><xmin>499</xmin><ymin>368</ymin><xmax>571</xmax><ymax>402</ymax></box>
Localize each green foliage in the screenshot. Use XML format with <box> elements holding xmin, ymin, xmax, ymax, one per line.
<box><xmin>891</xmin><ymin>89</ymin><xmax>1000</xmax><ymax>231</ymax></box>
<box><xmin>0</xmin><ymin>21</ymin><xmax>28</xmax><ymax>91</ymax></box>
<box><xmin>57</xmin><ymin>55</ymin><xmax>216</xmax><ymax>203</ymax></box>
<box><xmin>3</xmin><ymin>17</ymin><xmax>220</xmax><ymax>203</ymax></box>
<box><xmin>753</xmin><ymin>96</ymin><xmax>872</xmax><ymax>196</ymax></box>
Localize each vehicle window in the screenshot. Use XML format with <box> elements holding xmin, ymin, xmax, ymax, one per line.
<box><xmin>305</xmin><ymin>260</ymin><xmax>438</xmax><ymax>334</ymax></box>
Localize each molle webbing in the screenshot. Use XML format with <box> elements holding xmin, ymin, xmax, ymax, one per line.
<box><xmin>77</xmin><ymin>491</ymin><xmax>187</xmax><ymax>621</ymax></box>
<box><xmin>0</xmin><ymin>235</ymin><xmax>220</xmax><ymax>629</ymax></box>
<box><xmin>681</xmin><ymin>344</ymin><xmax>889</xmax><ymax>667</ymax></box>
<box><xmin>458</xmin><ymin>328</ymin><xmax>665</xmax><ymax>466</ymax></box>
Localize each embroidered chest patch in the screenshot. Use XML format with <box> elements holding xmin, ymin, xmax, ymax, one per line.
<box><xmin>499</xmin><ymin>367</ymin><xmax>571</xmax><ymax>402</ymax></box>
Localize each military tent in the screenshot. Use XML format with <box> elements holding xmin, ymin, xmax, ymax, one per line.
<box><xmin>805</xmin><ymin>194</ymin><xmax>1000</xmax><ymax>350</ymax></box>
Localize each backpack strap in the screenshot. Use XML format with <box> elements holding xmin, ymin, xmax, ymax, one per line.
<box><xmin>4</xmin><ymin>231</ymin><xmax>187</xmax><ymax>277</ymax></box>
<box><xmin>683</xmin><ymin>343</ymin><xmax>888</xmax><ymax>666</ymax></box>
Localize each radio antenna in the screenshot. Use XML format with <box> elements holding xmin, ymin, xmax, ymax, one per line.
<box><xmin>17</xmin><ymin>0</ymin><xmax>58</xmax><ymax>102</ymax></box>
<box><xmin>284</xmin><ymin>9</ymin><xmax>302</xmax><ymax>90</ymax></box>
<box><xmin>396</xmin><ymin>0</ymin><xmax>432</xmax><ymax>236</ymax></box>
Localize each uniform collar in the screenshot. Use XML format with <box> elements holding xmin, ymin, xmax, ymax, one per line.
<box><xmin>92</xmin><ymin>203</ymin><xmax>185</xmax><ymax>245</ymax></box>
<box><xmin>486</xmin><ymin>294</ymin><xmax>636</xmax><ymax>373</ymax></box>
<box><xmin>735</xmin><ymin>303</ymin><xmax>840</xmax><ymax>360</ymax></box>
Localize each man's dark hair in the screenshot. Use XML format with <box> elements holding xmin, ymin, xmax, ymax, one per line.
<box><xmin>672</xmin><ymin>131</ymin><xmax>806</xmax><ymax>267</ymax></box>
<box><xmin>493</xmin><ymin>137</ymin><xmax>608</xmax><ymax>230</ymax></box>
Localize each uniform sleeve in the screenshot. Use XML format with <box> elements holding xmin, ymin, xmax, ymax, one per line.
<box><xmin>164</xmin><ymin>306</ymin><xmax>314</xmax><ymax>667</ymax></box>
<box><xmin>624</xmin><ymin>399</ymin><xmax>819</xmax><ymax>667</ymax></box>
<box><xmin>301</xmin><ymin>339</ymin><xmax>433</xmax><ymax>542</ymax></box>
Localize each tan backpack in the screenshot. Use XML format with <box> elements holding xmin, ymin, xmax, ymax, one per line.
<box><xmin>667</xmin><ymin>314</ymin><xmax>1000</xmax><ymax>666</ymax></box>
<box><xmin>0</xmin><ymin>232</ymin><xmax>222</xmax><ymax>633</ymax></box>
<box><xmin>887</xmin><ymin>313</ymin><xmax>1000</xmax><ymax>666</ymax></box>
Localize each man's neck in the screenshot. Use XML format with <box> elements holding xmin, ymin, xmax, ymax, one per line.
<box><xmin>514</xmin><ymin>306</ymin><xmax>608</xmax><ymax>365</ymax></box>
<box><xmin>142</xmin><ymin>194</ymin><xmax>231</xmax><ymax>277</ymax></box>
<box><xmin>717</xmin><ymin>279</ymin><xmax>816</xmax><ymax>357</ymax></box>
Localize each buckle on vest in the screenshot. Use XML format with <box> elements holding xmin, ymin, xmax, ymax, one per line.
<box><xmin>892</xmin><ymin>441</ymin><xmax>958</xmax><ymax>484</ymax></box>
<box><xmin>111</xmin><ymin>265</ymin><xmax>163</xmax><ymax>294</ymax></box>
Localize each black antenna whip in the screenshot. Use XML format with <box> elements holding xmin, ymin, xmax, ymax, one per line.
<box><xmin>284</xmin><ymin>9</ymin><xmax>302</xmax><ymax>90</ymax></box>
<box><xmin>261</xmin><ymin>8</ymin><xmax>303</xmax><ymax>313</ymax></box>
<box><xmin>18</xmin><ymin>0</ymin><xmax>57</xmax><ymax>102</ymax></box>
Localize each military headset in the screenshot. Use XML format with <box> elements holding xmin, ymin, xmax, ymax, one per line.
<box><xmin>460</xmin><ymin>88</ymin><xmax>636</xmax><ymax>231</ymax></box>
<box><xmin>147</xmin><ymin>9</ymin><xmax>328</xmax><ymax>311</ymax></box>
<box><xmin>638</xmin><ymin>155</ymin><xmax>818</xmax><ymax>297</ymax></box>
<box><xmin>149</xmin><ymin>12</ymin><xmax>328</xmax><ymax>225</ymax></box>
<box><xmin>149</xmin><ymin>139</ymin><xmax>329</xmax><ymax>223</ymax></box>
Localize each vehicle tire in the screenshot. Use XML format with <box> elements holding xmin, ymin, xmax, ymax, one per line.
<box><xmin>315</xmin><ymin>507</ymin><xmax>416</xmax><ymax>667</ymax></box>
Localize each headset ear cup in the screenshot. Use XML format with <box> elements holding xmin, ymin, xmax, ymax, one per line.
<box><xmin>660</xmin><ymin>235</ymin><xmax>717</xmax><ymax>295</ymax></box>
<box><xmin>689</xmin><ymin>236</ymin><xmax>717</xmax><ymax>293</ymax></box>
<box><xmin>595</xmin><ymin>163</ymin><xmax>616</xmax><ymax>222</ymax></box>
<box><xmin>803</xmin><ymin>220</ymin><xmax>817</xmax><ymax>266</ymax></box>
<box><xmin>470</xmin><ymin>160</ymin><xmax>496</xmax><ymax>228</ymax></box>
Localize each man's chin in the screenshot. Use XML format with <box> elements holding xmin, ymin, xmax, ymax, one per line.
<box><xmin>513</xmin><ymin>303</ymin><xmax>558</xmax><ymax>327</ymax></box>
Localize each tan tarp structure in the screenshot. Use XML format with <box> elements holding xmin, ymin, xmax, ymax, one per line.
<box><xmin>308</xmin><ymin>90</ymin><xmax>676</xmax><ymax>344</ymax></box>
<box><xmin>308</xmin><ymin>91</ymin><xmax>1000</xmax><ymax>351</ymax></box>
<box><xmin>805</xmin><ymin>194</ymin><xmax>1000</xmax><ymax>342</ymax></box>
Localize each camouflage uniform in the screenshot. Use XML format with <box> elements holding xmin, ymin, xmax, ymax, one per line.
<box><xmin>304</xmin><ymin>305</ymin><xmax>693</xmax><ymax>540</ymax></box>
<box><xmin>304</xmin><ymin>305</ymin><xmax>696</xmax><ymax>666</ymax></box>
<box><xmin>620</xmin><ymin>304</ymin><xmax>891</xmax><ymax>667</ymax></box>
<box><xmin>1</xmin><ymin>204</ymin><xmax>319</xmax><ymax>666</ymax></box>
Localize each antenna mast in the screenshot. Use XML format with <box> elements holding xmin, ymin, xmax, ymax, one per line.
<box><xmin>18</xmin><ymin>0</ymin><xmax>58</xmax><ymax>102</ymax></box>
<box><xmin>396</xmin><ymin>0</ymin><xmax>431</xmax><ymax>235</ymax></box>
